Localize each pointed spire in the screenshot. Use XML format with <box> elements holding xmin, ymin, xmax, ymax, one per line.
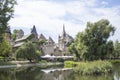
<box><xmin>31</xmin><ymin>25</ymin><xmax>38</xmax><ymax>36</ymax></box>
<box><xmin>62</xmin><ymin>24</ymin><xmax>66</xmax><ymax>38</ymax></box>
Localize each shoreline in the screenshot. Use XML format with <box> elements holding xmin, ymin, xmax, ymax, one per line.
<box><xmin>0</xmin><ymin>62</ymin><xmax>63</xmax><ymax>69</ymax></box>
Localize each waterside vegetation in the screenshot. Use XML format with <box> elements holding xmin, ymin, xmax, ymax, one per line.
<box><xmin>64</xmin><ymin>60</ymin><xmax>112</xmax><ymax>75</ymax></box>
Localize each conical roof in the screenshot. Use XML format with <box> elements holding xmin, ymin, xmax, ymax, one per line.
<box><xmin>31</xmin><ymin>25</ymin><xmax>38</xmax><ymax>36</ymax></box>
<box><xmin>39</xmin><ymin>34</ymin><xmax>47</xmax><ymax>41</ymax></box>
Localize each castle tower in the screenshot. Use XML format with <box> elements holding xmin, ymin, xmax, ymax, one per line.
<box><xmin>31</xmin><ymin>25</ymin><xmax>38</xmax><ymax>36</ymax></box>
<box><xmin>31</xmin><ymin>25</ymin><xmax>38</xmax><ymax>41</ymax></box>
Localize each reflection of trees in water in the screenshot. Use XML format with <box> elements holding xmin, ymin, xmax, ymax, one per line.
<box><xmin>0</xmin><ymin>67</ymin><xmax>44</xmax><ymax>80</ymax></box>
<box><xmin>16</xmin><ymin>67</ymin><xmax>44</xmax><ymax>80</ymax></box>
<box><xmin>0</xmin><ymin>64</ymin><xmax>120</xmax><ymax>80</ymax></box>
<box><xmin>66</xmin><ymin>73</ymin><xmax>113</xmax><ymax>80</ymax></box>
<box><xmin>113</xmin><ymin>64</ymin><xmax>120</xmax><ymax>80</ymax></box>
<box><xmin>0</xmin><ymin>68</ymin><xmax>15</xmax><ymax>80</ymax></box>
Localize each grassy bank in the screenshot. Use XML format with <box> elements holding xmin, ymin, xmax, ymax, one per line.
<box><xmin>109</xmin><ymin>60</ymin><xmax>120</xmax><ymax>64</ymax></box>
<box><xmin>64</xmin><ymin>60</ymin><xmax>112</xmax><ymax>75</ymax></box>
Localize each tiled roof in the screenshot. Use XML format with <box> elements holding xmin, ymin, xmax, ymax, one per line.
<box><xmin>15</xmin><ymin>34</ymin><xmax>32</xmax><ymax>42</ymax></box>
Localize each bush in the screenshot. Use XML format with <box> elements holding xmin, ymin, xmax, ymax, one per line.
<box><xmin>64</xmin><ymin>61</ymin><xmax>79</xmax><ymax>68</ymax></box>
<box><xmin>110</xmin><ymin>60</ymin><xmax>120</xmax><ymax>64</ymax></box>
<box><xmin>64</xmin><ymin>60</ymin><xmax>112</xmax><ymax>75</ymax></box>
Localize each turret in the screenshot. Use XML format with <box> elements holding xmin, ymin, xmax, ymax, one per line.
<box><xmin>31</xmin><ymin>25</ymin><xmax>38</xmax><ymax>40</ymax></box>
<box><xmin>31</xmin><ymin>25</ymin><xmax>38</xmax><ymax>36</ymax></box>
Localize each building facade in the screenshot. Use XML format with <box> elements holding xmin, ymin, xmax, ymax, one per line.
<box><xmin>10</xmin><ymin>25</ymin><xmax>73</xmax><ymax>56</ymax></box>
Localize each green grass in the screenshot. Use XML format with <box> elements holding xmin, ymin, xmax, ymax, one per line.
<box><xmin>64</xmin><ymin>60</ymin><xmax>112</xmax><ymax>75</ymax></box>
<box><xmin>109</xmin><ymin>60</ymin><xmax>120</xmax><ymax>64</ymax></box>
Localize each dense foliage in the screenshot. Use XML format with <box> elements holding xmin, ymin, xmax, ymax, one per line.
<box><xmin>113</xmin><ymin>40</ymin><xmax>120</xmax><ymax>58</ymax></box>
<box><xmin>0</xmin><ymin>38</ymin><xmax>12</xmax><ymax>57</ymax></box>
<box><xmin>64</xmin><ymin>60</ymin><xmax>112</xmax><ymax>75</ymax></box>
<box><xmin>0</xmin><ymin>0</ymin><xmax>16</xmax><ymax>41</ymax></box>
<box><xmin>0</xmin><ymin>0</ymin><xmax>16</xmax><ymax>60</ymax></box>
<box><xmin>16</xmin><ymin>41</ymin><xmax>41</xmax><ymax>62</ymax></box>
<box><xmin>68</xmin><ymin>19</ymin><xmax>115</xmax><ymax>61</ymax></box>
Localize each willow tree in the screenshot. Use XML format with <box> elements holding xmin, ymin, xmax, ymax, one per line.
<box><xmin>68</xmin><ymin>19</ymin><xmax>115</xmax><ymax>61</ymax></box>
<box><xmin>16</xmin><ymin>41</ymin><xmax>41</xmax><ymax>62</ymax></box>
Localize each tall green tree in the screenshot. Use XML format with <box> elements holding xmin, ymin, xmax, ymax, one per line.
<box><xmin>16</xmin><ymin>41</ymin><xmax>41</xmax><ymax>62</ymax></box>
<box><xmin>68</xmin><ymin>32</ymin><xmax>88</xmax><ymax>61</ymax></box>
<box><xmin>0</xmin><ymin>0</ymin><xmax>16</xmax><ymax>41</ymax></box>
<box><xmin>68</xmin><ymin>19</ymin><xmax>115</xmax><ymax>61</ymax></box>
<box><xmin>113</xmin><ymin>40</ymin><xmax>120</xmax><ymax>58</ymax></box>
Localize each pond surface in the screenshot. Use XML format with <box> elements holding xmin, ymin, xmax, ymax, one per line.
<box><xmin>0</xmin><ymin>64</ymin><xmax>120</xmax><ymax>80</ymax></box>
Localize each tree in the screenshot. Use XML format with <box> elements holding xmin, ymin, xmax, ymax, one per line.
<box><xmin>68</xmin><ymin>32</ymin><xmax>88</xmax><ymax>61</ymax></box>
<box><xmin>0</xmin><ymin>0</ymin><xmax>16</xmax><ymax>41</ymax></box>
<box><xmin>0</xmin><ymin>35</ymin><xmax>12</xmax><ymax>58</ymax></box>
<box><xmin>11</xmin><ymin>29</ymin><xmax>19</xmax><ymax>40</ymax></box>
<box><xmin>16</xmin><ymin>41</ymin><xmax>41</xmax><ymax>62</ymax></box>
<box><xmin>113</xmin><ymin>40</ymin><xmax>120</xmax><ymax>58</ymax></box>
<box><xmin>68</xmin><ymin>19</ymin><xmax>115</xmax><ymax>61</ymax></box>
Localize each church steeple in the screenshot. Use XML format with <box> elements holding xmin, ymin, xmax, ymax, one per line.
<box><xmin>62</xmin><ymin>24</ymin><xmax>66</xmax><ymax>38</ymax></box>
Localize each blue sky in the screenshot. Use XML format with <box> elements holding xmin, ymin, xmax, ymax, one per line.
<box><xmin>9</xmin><ymin>0</ymin><xmax>120</xmax><ymax>42</ymax></box>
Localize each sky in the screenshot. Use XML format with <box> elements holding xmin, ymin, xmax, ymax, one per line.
<box><xmin>9</xmin><ymin>0</ymin><xmax>120</xmax><ymax>42</ymax></box>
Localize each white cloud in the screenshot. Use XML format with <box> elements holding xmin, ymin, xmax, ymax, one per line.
<box><xmin>101</xmin><ymin>1</ymin><xmax>108</xmax><ymax>6</ymax></box>
<box><xmin>9</xmin><ymin>0</ymin><xmax>120</xmax><ymax>42</ymax></box>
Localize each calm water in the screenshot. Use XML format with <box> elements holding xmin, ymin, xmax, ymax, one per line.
<box><xmin>0</xmin><ymin>64</ymin><xmax>120</xmax><ymax>80</ymax></box>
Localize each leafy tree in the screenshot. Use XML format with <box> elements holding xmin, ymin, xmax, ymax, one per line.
<box><xmin>68</xmin><ymin>19</ymin><xmax>115</xmax><ymax>61</ymax></box>
<box><xmin>113</xmin><ymin>40</ymin><xmax>120</xmax><ymax>58</ymax></box>
<box><xmin>16</xmin><ymin>41</ymin><xmax>41</xmax><ymax>62</ymax></box>
<box><xmin>11</xmin><ymin>29</ymin><xmax>19</xmax><ymax>40</ymax></box>
<box><xmin>68</xmin><ymin>32</ymin><xmax>88</xmax><ymax>61</ymax></box>
<box><xmin>0</xmin><ymin>35</ymin><xmax>12</xmax><ymax>58</ymax></box>
<box><xmin>38</xmin><ymin>40</ymin><xmax>46</xmax><ymax>45</ymax></box>
<box><xmin>0</xmin><ymin>0</ymin><xmax>16</xmax><ymax>41</ymax></box>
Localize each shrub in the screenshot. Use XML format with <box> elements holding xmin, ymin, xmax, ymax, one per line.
<box><xmin>64</xmin><ymin>60</ymin><xmax>112</xmax><ymax>75</ymax></box>
<box><xmin>110</xmin><ymin>60</ymin><xmax>120</xmax><ymax>64</ymax></box>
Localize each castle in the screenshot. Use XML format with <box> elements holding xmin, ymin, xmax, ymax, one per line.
<box><xmin>6</xmin><ymin>25</ymin><xmax>74</xmax><ymax>56</ymax></box>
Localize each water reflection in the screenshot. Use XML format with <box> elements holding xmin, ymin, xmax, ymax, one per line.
<box><xmin>0</xmin><ymin>64</ymin><xmax>119</xmax><ymax>80</ymax></box>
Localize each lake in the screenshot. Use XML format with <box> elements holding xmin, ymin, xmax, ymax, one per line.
<box><xmin>0</xmin><ymin>64</ymin><xmax>120</xmax><ymax>80</ymax></box>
